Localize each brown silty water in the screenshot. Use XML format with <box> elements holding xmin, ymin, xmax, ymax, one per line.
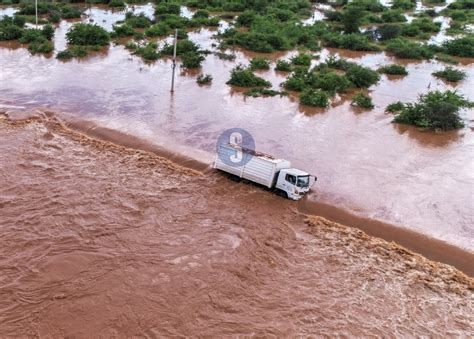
<box><xmin>0</xmin><ymin>114</ymin><xmax>472</xmax><ymax>337</ymax></box>
<box><xmin>1</xmin><ymin>4</ymin><xmax>473</xmax><ymax>255</ymax></box>
<box><xmin>1</xmin><ymin>3</ymin><xmax>474</xmax><ymax>335</ymax></box>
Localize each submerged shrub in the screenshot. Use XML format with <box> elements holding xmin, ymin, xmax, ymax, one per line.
<box><xmin>197</xmin><ymin>74</ymin><xmax>212</xmax><ymax>85</ymax></box>
<box><xmin>391</xmin><ymin>0</ymin><xmax>416</xmax><ymax>10</ymax></box>
<box><xmin>275</xmin><ymin>60</ymin><xmax>292</xmax><ymax>71</ymax></box>
<box><xmin>378</xmin><ymin>64</ymin><xmax>408</xmax><ymax>75</ymax></box>
<box><xmin>145</xmin><ymin>23</ymin><xmax>171</xmax><ymax>37</ymax></box>
<box><xmin>311</xmin><ymin>71</ymin><xmax>352</xmax><ymax>94</ymax></box>
<box><xmin>393</xmin><ymin>90</ymin><xmax>472</xmax><ymax>130</ymax></box>
<box><xmin>432</xmin><ymin>67</ymin><xmax>467</xmax><ymax>82</ymax></box>
<box><xmin>66</xmin><ymin>24</ymin><xmax>110</xmax><ymax>46</ymax></box>
<box><xmin>125</xmin><ymin>13</ymin><xmax>152</xmax><ymax>29</ymax></box>
<box><xmin>112</xmin><ymin>24</ymin><xmax>135</xmax><ymax>37</ymax></box>
<box><xmin>28</xmin><ymin>40</ymin><xmax>53</xmax><ymax>54</ymax></box>
<box><xmin>376</xmin><ymin>24</ymin><xmax>402</xmax><ymax>41</ymax></box>
<box><xmin>244</xmin><ymin>88</ymin><xmax>288</xmax><ymax>97</ymax></box>
<box><xmin>160</xmin><ymin>39</ymin><xmax>200</xmax><ymax>55</ymax></box>
<box><xmin>345</xmin><ymin>64</ymin><xmax>380</xmax><ymax>88</ymax></box>
<box><xmin>442</xmin><ymin>35</ymin><xmax>474</xmax><ymax>57</ymax></box>
<box><xmin>300</xmin><ymin>89</ymin><xmax>329</xmax><ymax>107</ymax></box>
<box><xmin>0</xmin><ymin>22</ymin><xmax>23</xmax><ymax>40</ymax></box>
<box><xmin>226</xmin><ymin>65</ymin><xmax>271</xmax><ymax>87</ymax></box>
<box><xmin>109</xmin><ymin>0</ymin><xmax>125</xmax><ymax>8</ymax></box>
<box><xmin>323</xmin><ymin>32</ymin><xmax>380</xmax><ymax>51</ymax></box>
<box><xmin>283</xmin><ymin>74</ymin><xmax>307</xmax><ymax>91</ymax></box>
<box><xmin>155</xmin><ymin>2</ymin><xmax>181</xmax><ymax>15</ymax></box>
<box><xmin>386</xmin><ymin>38</ymin><xmax>434</xmax><ymax>59</ymax></box>
<box><xmin>291</xmin><ymin>53</ymin><xmax>312</xmax><ymax>66</ymax></box>
<box><xmin>250</xmin><ymin>57</ymin><xmax>270</xmax><ymax>70</ymax></box>
<box><xmin>351</xmin><ymin>92</ymin><xmax>374</xmax><ymax>109</ymax></box>
<box><xmin>386</xmin><ymin>101</ymin><xmax>405</xmax><ymax>112</ymax></box>
<box><xmin>381</xmin><ymin>9</ymin><xmax>407</xmax><ymax>22</ymax></box>
<box><xmin>181</xmin><ymin>52</ymin><xmax>205</xmax><ymax>68</ymax></box>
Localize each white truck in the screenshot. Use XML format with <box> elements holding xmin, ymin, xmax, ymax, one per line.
<box><xmin>214</xmin><ymin>143</ymin><xmax>316</xmax><ymax>200</ymax></box>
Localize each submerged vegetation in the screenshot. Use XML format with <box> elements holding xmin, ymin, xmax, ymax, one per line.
<box><xmin>378</xmin><ymin>64</ymin><xmax>408</xmax><ymax>75</ymax></box>
<box><xmin>57</xmin><ymin>23</ymin><xmax>110</xmax><ymax>59</ymax></box>
<box><xmin>432</xmin><ymin>67</ymin><xmax>467</xmax><ymax>82</ymax></box>
<box><xmin>226</xmin><ymin>65</ymin><xmax>271</xmax><ymax>88</ymax></box>
<box><xmin>0</xmin><ymin>0</ymin><xmax>473</xmax><ymax>117</ymax></box>
<box><xmin>351</xmin><ymin>93</ymin><xmax>374</xmax><ymax>109</ymax></box>
<box><xmin>0</xmin><ymin>16</ymin><xmax>54</xmax><ymax>54</ymax></box>
<box><xmin>391</xmin><ymin>90</ymin><xmax>472</xmax><ymax>130</ymax></box>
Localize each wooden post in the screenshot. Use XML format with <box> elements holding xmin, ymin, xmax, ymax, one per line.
<box><xmin>170</xmin><ymin>29</ymin><xmax>178</xmax><ymax>93</ymax></box>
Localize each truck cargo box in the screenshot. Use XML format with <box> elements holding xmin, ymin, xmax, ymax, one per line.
<box><xmin>214</xmin><ymin>144</ymin><xmax>291</xmax><ymax>188</ymax></box>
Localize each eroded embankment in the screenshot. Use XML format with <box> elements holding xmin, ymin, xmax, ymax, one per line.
<box><xmin>4</xmin><ymin>109</ymin><xmax>473</xmax><ymax>277</ymax></box>
<box><xmin>0</xmin><ymin>112</ymin><xmax>472</xmax><ymax>337</ymax></box>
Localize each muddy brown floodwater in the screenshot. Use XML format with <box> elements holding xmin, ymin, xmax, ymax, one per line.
<box><xmin>0</xmin><ymin>115</ymin><xmax>473</xmax><ymax>337</ymax></box>
<box><xmin>1</xmin><ymin>4</ymin><xmax>473</xmax><ymax>256</ymax></box>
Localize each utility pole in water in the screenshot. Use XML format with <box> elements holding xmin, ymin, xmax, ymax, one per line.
<box><xmin>35</xmin><ymin>0</ymin><xmax>38</xmax><ymax>27</ymax></box>
<box><xmin>170</xmin><ymin>29</ymin><xmax>178</xmax><ymax>93</ymax></box>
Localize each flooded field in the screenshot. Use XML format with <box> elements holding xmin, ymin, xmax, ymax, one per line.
<box><xmin>0</xmin><ymin>115</ymin><xmax>472</xmax><ymax>336</ymax></box>
<box><xmin>1</xmin><ymin>1</ymin><xmax>474</xmax><ymax>334</ymax></box>
<box><xmin>1</xmin><ymin>3</ymin><xmax>473</xmax><ymax>254</ymax></box>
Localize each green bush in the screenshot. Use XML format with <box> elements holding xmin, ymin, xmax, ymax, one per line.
<box><xmin>197</xmin><ymin>74</ymin><xmax>212</xmax><ymax>85</ymax></box>
<box><xmin>145</xmin><ymin>23</ymin><xmax>171</xmax><ymax>37</ymax></box>
<box><xmin>28</xmin><ymin>40</ymin><xmax>53</xmax><ymax>54</ymax></box>
<box><xmin>60</xmin><ymin>5</ymin><xmax>82</xmax><ymax>19</ymax></box>
<box><xmin>386</xmin><ymin>101</ymin><xmax>405</xmax><ymax>112</ymax></box>
<box><xmin>442</xmin><ymin>35</ymin><xmax>474</xmax><ymax>57</ymax></box>
<box><xmin>244</xmin><ymin>88</ymin><xmax>288</xmax><ymax>97</ymax></box>
<box><xmin>66</xmin><ymin>23</ymin><xmax>110</xmax><ymax>46</ymax></box>
<box><xmin>341</xmin><ymin>5</ymin><xmax>364</xmax><ymax>33</ymax></box>
<box><xmin>391</xmin><ymin>0</ymin><xmax>416</xmax><ymax>10</ymax></box>
<box><xmin>393</xmin><ymin>90</ymin><xmax>472</xmax><ymax>130</ymax></box>
<box><xmin>351</xmin><ymin>92</ymin><xmax>374</xmax><ymax>108</ymax></box>
<box><xmin>323</xmin><ymin>32</ymin><xmax>380</xmax><ymax>51</ymax></box>
<box><xmin>250</xmin><ymin>57</ymin><xmax>270</xmax><ymax>70</ymax></box>
<box><xmin>283</xmin><ymin>74</ymin><xmax>307</xmax><ymax>91</ymax></box>
<box><xmin>19</xmin><ymin>29</ymin><xmax>43</xmax><ymax>44</ymax></box>
<box><xmin>112</xmin><ymin>24</ymin><xmax>135</xmax><ymax>37</ymax></box>
<box><xmin>42</xmin><ymin>24</ymin><xmax>54</xmax><ymax>40</ymax></box>
<box><xmin>386</xmin><ymin>38</ymin><xmax>434</xmax><ymax>59</ymax></box>
<box><xmin>181</xmin><ymin>52</ymin><xmax>205</xmax><ymax>68</ymax></box>
<box><xmin>236</xmin><ymin>10</ymin><xmax>257</xmax><ymax>26</ymax></box>
<box><xmin>160</xmin><ymin>39</ymin><xmax>200</xmax><ymax>55</ymax></box>
<box><xmin>376</xmin><ymin>24</ymin><xmax>402</xmax><ymax>40</ymax></box>
<box><xmin>275</xmin><ymin>60</ymin><xmax>292</xmax><ymax>71</ymax></box>
<box><xmin>135</xmin><ymin>43</ymin><xmax>160</xmax><ymax>61</ymax></box>
<box><xmin>381</xmin><ymin>9</ymin><xmax>407</xmax><ymax>22</ymax></box>
<box><xmin>432</xmin><ymin>67</ymin><xmax>467</xmax><ymax>82</ymax></box>
<box><xmin>193</xmin><ymin>10</ymin><xmax>209</xmax><ymax>19</ymax></box>
<box><xmin>155</xmin><ymin>2</ymin><xmax>181</xmax><ymax>15</ymax></box>
<box><xmin>378</xmin><ymin>64</ymin><xmax>408</xmax><ymax>75</ymax></box>
<box><xmin>300</xmin><ymin>89</ymin><xmax>329</xmax><ymax>107</ymax></box>
<box><xmin>124</xmin><ymin>13</ymin><xmax>152</xmax><ymax>28</ymax></box>
<box><xmin>345</xmin><ymin>64</ymin><xmax>380</xmax><ymax>88</ymax></box>
<box><xmin>0</xmin><ymin>16</ymin><xmax>25</xmax><ymax>41</ymax></box>
<box><xmin>291</xmin><ymin>53</ymin><xmax>312</xmax><ymax>66</ymax></box>
<box><xmin>226</xmin><ymin>65</ymin><xmax>271</xmax><ymax>87</ymax></box>
<box><xmin>311</xmin><ymin>71</ymin><xmax>351</xmax><ymax>94</ymax></box>
<box><xmin>56</xmin><ymin>45</ymin><xmax>96</xmax><ymax>60</ymax></box>
<box><xmin>109</xmin><ymin>0</ymin><xmax>125</xmax><ymax>7</ymax></box>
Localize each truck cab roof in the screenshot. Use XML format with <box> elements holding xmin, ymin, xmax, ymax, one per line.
<box><xmin>283</xmin><ymin>168</ymin><xmax>310</xmax><ymax>176</ymax></box>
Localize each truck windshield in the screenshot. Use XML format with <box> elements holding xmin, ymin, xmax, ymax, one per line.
<box><xmin>297</xmin><ymin>175</ymin><xmax>310</xmax><ymax>188</ymax></box>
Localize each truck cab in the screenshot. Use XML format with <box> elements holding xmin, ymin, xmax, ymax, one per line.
<box><xmin>275</xmin><ymin>168</ymin><xmax>312</xmax><ymax>201</ymax></box>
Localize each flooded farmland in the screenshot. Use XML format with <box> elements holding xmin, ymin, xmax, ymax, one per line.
<box><xmin>1</xmin><ymin>1</ymin><xmax>474</xmax><ymax>336</ymax></box>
